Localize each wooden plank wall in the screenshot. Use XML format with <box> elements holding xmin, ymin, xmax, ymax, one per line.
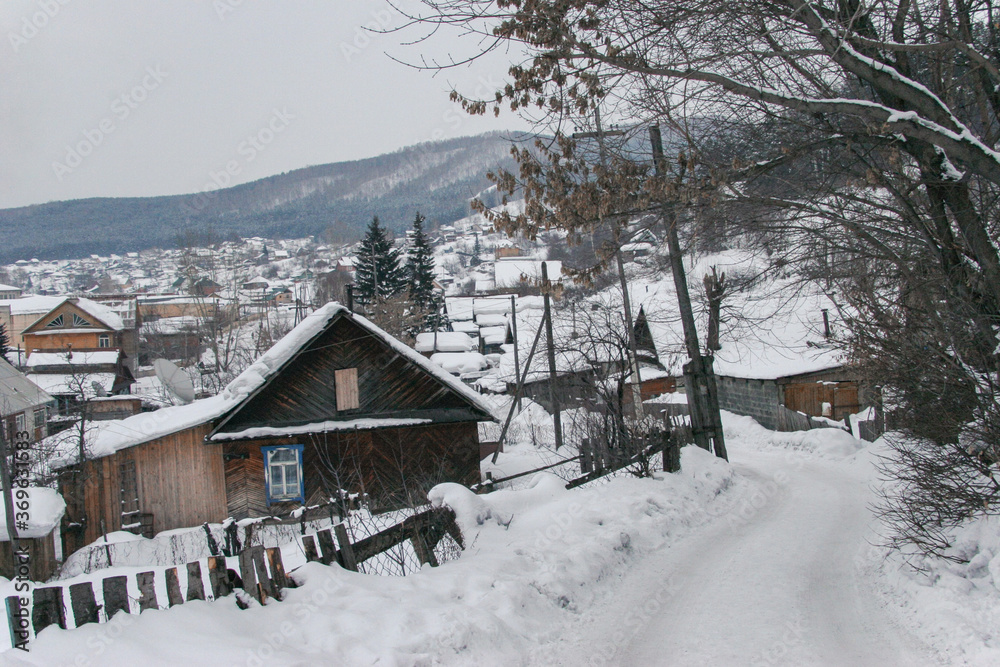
<box><xmin>783</xmin><ymin>381</ymin><xmax>860</xmax><ymax>421</ymax></box>
<box><xmin>60</xmin><ymin>423</ymin><xmax>227</xmax><ymax>552</ymax></box>
<box><xmin>223</xmin><ymin>422</ymin><xmax>479</xmax><ymax>519</ymax></box>
<box><xmin>0</xmin><ymin>534</ymin><xmax>58</xmax><ymax>581</ymax></box>
<box><xmin>219</xmin><ymin>317</ymin><xmax>471</xmax><ymax>433</ymax></box>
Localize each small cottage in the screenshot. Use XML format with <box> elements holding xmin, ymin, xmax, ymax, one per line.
<box><xmin>50</xmin><ymin>304</ymin><xmax>497</xmax><ymax>556</ymax></box>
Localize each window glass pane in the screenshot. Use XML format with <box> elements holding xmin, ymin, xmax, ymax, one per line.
<box><xmin>272</xmin><ymin>465</ymin><xmax>286</xmax><ymax>495</ymax></box>
<box><xmin>272</xmin><ymin>448</ymin><xmax>296</xmax><ymax>462</ymax></box>
<box><xmin>266</xmin><ymin>447</ymin><xmax>301</xmax><ymax>500</ymax></box>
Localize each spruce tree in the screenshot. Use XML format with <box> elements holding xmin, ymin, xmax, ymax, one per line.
<box><xmin>0</xmin><ymin>321</ymin><xmax>9</xmax><ymax>361</ymax></box>
<box><xmin>470</xmin><ymin>233</ymin><xmax>482</xmax><ymax>266</ymax></box>
<box><xmin>407</xmin><ymin>212</ymin><xmax>437</xmax><ymax>310</ymax></box>
<box><xmin>354</xmin><ymin>215</ymin><xmax>405</xmax><ymax>306</ymax></box>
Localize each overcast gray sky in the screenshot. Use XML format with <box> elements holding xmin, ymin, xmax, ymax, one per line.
<box><xmin>0</xmin><ymin>1</ymin><xmax>526</xmax><ymax>209</ymax></box>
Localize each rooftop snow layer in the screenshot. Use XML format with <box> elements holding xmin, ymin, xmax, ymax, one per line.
<box><xmin>415</xmin><ymin>332</ymin><xmax>476</xmax><ymax>353</ymax></box>
<box><xmin>27</xmin><ymin>351</ymin><xmax>120</xmax><ymax>367</ymax></box>
<box><xmin>48</xmin><ymin>303</ymin><xmax>500</xmax><ymax>468</ymax></box>
<box><xmin>0</xmin><ymin>488</ymin><xmax>65</xmax><ymax>540</ymax></box>
<box><xmin>0</xmin><ymin>358</ymin><xmax>53</xmax><ymax>413</ymax></box>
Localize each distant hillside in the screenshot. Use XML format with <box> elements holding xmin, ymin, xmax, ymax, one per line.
<box><xmin>0</xmin><ymin>133</ymin><xmax>519</xmax><ymax>263</ymax></box>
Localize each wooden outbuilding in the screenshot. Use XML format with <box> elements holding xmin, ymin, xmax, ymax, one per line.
<box><xmin>52</xmin><ymin>304</ymin><xmax>496</xmax><ymax>557</ymax></box>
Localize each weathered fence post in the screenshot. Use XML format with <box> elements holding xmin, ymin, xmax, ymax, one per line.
<box><xmin>662</xmin><ymin>429</ymin><xmax>681</xmax><ymax>473</ymax></box>
<box><xmin>103</xmin><ymin>576</ymin><xmax>129</xmax><ymax>618</ymax></box>
<box><xmin>301</xmin><ymin>534</ymin><xmax>320</xmax><ymax>563</ymax></box>
<box><xmin>137</xmin><ymin>572</ymin><xmax>158</xmax><ymax>612</ymax></box>
<box><xmin>164</xmin><ymin>568</ymin><xmax>184</xmax><ymax>607</ymax></box>
<box><xmin>410</xmin><ymin>529</ymin><xmax>438</xmax><ymax>568</ymax></box>
<box><xmin>581</xmin><ymin>438</ymin><xmax>593</xmax><ymax>474</ymax></box>
<box><xmin>238</xmin><ymin>548</ymin><xmax>260</xmax><ymax>603</ymax></box>
<box><xmin>32</xmin><ymin>586</ymin><xmax>66</xmax><ymax>633</ymax></box>
<box><xmin>186</xmin><ymin>561</ymin><xmax>205</xmax><ymax>601</ymax></box>
<box><xmin>69</xmin><ymin>582</ymin><xmax>99</xmax><ymax>627</ymax></box>
<box><xmin>6</xmin><ymin>595</ymin><xmax>29</xmax><ymax>648</ymax></box>
<box><xmin>206</xmin><ymin>556</ymin><xmax>231</xmax><ymax>598</ymax></box>
<box><xmin>265</xmin><ymin>547</ymin><xmax>289</xmax><ymax>590</ymax></box>
<box><xmin>315</xmin><ymin>529</ymin><xmax>337</xmax><ymax>565</ymax></box>
<box><xmin>334</xmin><ymin>524</ymin><xmax>358</xmax><ymax>571</ymax></box>
<box><xmin>251</xmin><ymin>546</ymin><xmax>275</xmax><ymax>602</ymax></box>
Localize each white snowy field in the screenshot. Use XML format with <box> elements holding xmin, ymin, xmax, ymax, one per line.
<box><xmin>5</xmin><ymin>415</ymin><xmax>1000</xmax><ymax>666</ymax></box>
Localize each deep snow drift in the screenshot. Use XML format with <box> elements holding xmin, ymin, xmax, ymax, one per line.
<box><xmin>4</xmin><ymin>415</ymin><xmax>1000</xmax><ymax>666</ymax></box>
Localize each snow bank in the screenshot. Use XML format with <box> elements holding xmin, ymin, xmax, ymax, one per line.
<box><xmin>11</xmin><ymin>448</ymin><xmax>737</xmax><ymax>664</ymax></box>
<box><xmin>721</xmin><ymin>410</ymin><xmax>864</xmax><ymax>459</ymax></box>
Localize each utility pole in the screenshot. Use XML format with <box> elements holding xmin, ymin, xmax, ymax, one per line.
<box><xmin>574</xmin><ymin>108</ymin><xmax>644</xmax><ymax>419</ymax></box>
<box><xmin>510</xmin><ymin>294</ymin><xmax>522</xmax><ymax>411</ymax></box>
<box><xmin>541</xmin><ymin>262</ymin><xmax>563</xmax><ymax>450</ymax></box>
<box><xmin>649</xmin><ymin>125</ymin><xmax>727</xmax><ymax>460</ymax></box>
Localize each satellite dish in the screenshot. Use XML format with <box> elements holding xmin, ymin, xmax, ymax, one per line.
<box><xmin>154</xmin><ymin>358</ymin><xmax>196</xmax><ymax>404</ymax></box>
<box><xmin>91</xmin><ymin>381</ymin><xmax>108</xmax><ymax>398</ymax></box>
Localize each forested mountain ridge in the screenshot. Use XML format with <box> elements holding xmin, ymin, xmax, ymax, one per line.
<box><xmin>0</xmin><ymin>132</ymin><xmax>518</xmax><ymax>263</ymax></box>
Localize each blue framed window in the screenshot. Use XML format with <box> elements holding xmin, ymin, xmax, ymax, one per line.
<box><xmin>262</xmin><ymin>444</ymin><xmax>304</xmax><ymax>505</ymax></box>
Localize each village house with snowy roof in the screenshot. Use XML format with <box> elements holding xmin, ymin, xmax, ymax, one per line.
<box><xmin>17</xmin><ymin>298</ymin><xmax>136</xmax><ymax>412</ymax></box>
<box><xmin>48</xmin><ymin>304</ymin><xmax>498</xmax><ymax>558</ymax></box>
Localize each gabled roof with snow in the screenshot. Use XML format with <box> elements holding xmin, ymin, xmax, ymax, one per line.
<box><xmin>23</xmin><ymin>297</ymin><xmax>125</xmax><ymax>333</ymax></box>
<box><xmin>6</xmin><ymin>295</ymin><xmax>65</xmax><ymax>316</ymax></box>
<box><xmin>0</xmin><ymin>358</ymin><xmax>53</xmax><ymax>413</ymax></box>
<box><xmin>48</xmin><ymin>303</ymin><xmax>499</xmax><ymax>467</ymax></box>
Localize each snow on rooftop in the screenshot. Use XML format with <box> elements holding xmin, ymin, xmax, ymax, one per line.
<box><xmin>211</xmin><ymin>417</ymin><xmax>433</xmax><ymax>442</ymax></box>
<box><xmin>494</xmin><ymin>259</ymin><xmax>562</xmax><ymax>288</ymax></box>
<box><xmin>451</xmin><ymin>321</ymin><xmax>480</xmax><ymax>334</ymax></box>
<box><xmin>47</xmin><ymin>302</ymin><xmax>500</xmax><ymax>468</ymax></box>
<box><xmin>7</xmin><ymin>295</ymin><xmax>65</xmax><ymax>315</ymax></box>
<box><xmin>27</xmin><ymin>351</ymin><xmax>120</xmax><ymax>367</ymax></box>
<box><xmin>430</xmin><ymin>352</ymin><xmax>489</xmax><ymax>375</ymax></box>
<box><xmin>73</xmin><ymin>298</ymin><xmax>125</xmax><ymax>330</ymax></box>
<box><xmin>0</xmin><ymin>488</ymin><xmax>65</xmax><ymax>540</ymax></box>
<box><xmin>28</xmin><ymin>372</ymin><xmax>118</xmax><ymax>398</ymax></box>
<box><xmin>475</xmin><ymin>314</ymin><xmax>507</xmax><ymax>328</ymax></box>
<box><xmin>480</xmin><ymin>326</ymin><xmax>506</xmax><ymax>346</ymax></box>
<box><xmin>415</xmin><ymin>331</ymin><xmax>476</xmax><ymax>353</ymax></box>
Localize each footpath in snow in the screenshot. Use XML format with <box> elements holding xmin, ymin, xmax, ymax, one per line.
<box><xmin>6</xmin><ymin>413</ymin><xmax>1000</xmax><ymax>665</ymax></box>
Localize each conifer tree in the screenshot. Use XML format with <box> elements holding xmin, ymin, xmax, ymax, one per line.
<box><xmin>469</xmin><ymin>233</ymin><xmax>482</xmax><ymax>266</ymax></box>
<box><xmin>0</xmin><ymin>322</ymin><xmax>9</xmax><ymax>361</ymax></box>
<box><xmin>407</xmin><ymin>212</ymin><xmax>437</xmax><ymax>310</ymax></box>
<box><xmin>354</xmin><ymin>215</ymin><xmax>405</xmax><ymax>306</ymax></box>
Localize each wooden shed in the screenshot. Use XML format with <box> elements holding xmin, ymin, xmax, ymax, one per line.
<box><xmin>53</xmin><ymin>304</ymin><xmax>496</xmax><ymax>557</ymax></box>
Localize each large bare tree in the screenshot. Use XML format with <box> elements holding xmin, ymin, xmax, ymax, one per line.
<box><xmin>403</xmin><ymin>0</ymin><xmax>1000</xmax><ymax>555</ymax></box>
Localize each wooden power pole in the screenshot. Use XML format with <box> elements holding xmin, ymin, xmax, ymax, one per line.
<box><xmin>573</xmin><ymin>107</ymin><xmax>645</xmax><ymax>419</ymax></box>
<box><xmin>541</xmin><ymin>262</ymin><xmax>563</xmax><ymax>450</ymax></box>
<box><xmin>649</xmin><ymin>125</ymin><xmax>728</xmax><ymax>461</ymax></box>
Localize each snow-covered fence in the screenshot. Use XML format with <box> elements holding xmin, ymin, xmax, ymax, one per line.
<box><xmin>58</xmin><ymin>504</ymin><xmax>343</xmax><ymax>579</ymax></box>
<box><xmin>299</xmin><ymin>506</ymin><xmax>463</xmax><ymax>577</ymax></box>
<box><xmin>4</xmin><ymin>547</ymin><xmax>289</xmax><ymax>648</ymax></box>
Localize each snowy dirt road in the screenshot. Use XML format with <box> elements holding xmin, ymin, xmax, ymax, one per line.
<box><xmin>550</xmin><ymin>450</ymin><xmax>940</xmax><ymax>667</ymax></box>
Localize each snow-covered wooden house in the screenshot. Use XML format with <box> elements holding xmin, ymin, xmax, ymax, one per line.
<box><xmin>50</xmin><ymin>304</ymin><xmax>497</xmax><ymax>557</ymax></box>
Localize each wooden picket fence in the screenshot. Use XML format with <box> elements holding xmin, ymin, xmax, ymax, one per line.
<box><xmin>5</xmin><ymin>546</ymin><xmax>287</xmax><ymax>645</ymax></box>
<box><xmin>4</xmin><ymin>506</ymin><xmax>463</xmax><ymax>647</ymax></box>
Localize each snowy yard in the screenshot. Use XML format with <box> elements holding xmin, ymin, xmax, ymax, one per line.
<box><xmin>4</xmin><ymin>415</ymin><xmax>1000</xmax><ymax>666</ymax></box>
